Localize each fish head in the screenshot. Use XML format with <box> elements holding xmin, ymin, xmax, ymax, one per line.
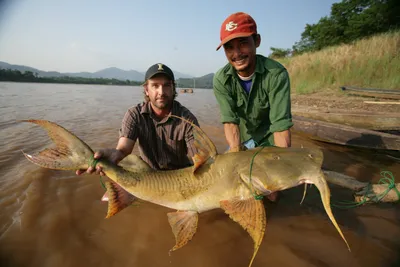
<box><xmin>236</xmin><ymin>147</ymin><xmax>324</xmax><ymax>195</ymax></box>
<box><xmin>234</xmin><ymin>147</ymin><xmax>351</xmax><ymax>251</ymax></box>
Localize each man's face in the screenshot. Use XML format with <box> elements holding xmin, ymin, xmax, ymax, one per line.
<box><xmin>144</xmin><ymin>74</ymin><xmax>174</xmax><ymax>110</ymax></box>
<box><xmin>223</xmin><ymin>35</ymin><xmax>260</xmax><ymax>76</ymax></box>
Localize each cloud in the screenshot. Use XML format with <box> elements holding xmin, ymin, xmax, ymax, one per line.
<box><xmin>69</xmin><ymin>42</ymin><xmax>78</xmax><ymax>49</ymax></box>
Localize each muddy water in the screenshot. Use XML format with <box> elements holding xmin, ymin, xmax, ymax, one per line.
<box><xmin>0</xmin><ymin>82</ymin><xmax>399</xmax><ymax>267</ymax></box>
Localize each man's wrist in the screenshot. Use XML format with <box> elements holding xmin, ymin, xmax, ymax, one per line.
<box><xmin>114</xmin><ymin>148</ymin><xmax>127</xmax><ymax>163</ymax></box>
<box><xmin>227</xmin><ymin>144</ymin><xmax>247</xmax><ymax>153</ymax></box>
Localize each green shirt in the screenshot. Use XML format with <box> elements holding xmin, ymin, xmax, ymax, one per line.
<box><xmin>213</xmin><ymin>54</ymin><xmax>293</xmax><ymax>146</ymax></box>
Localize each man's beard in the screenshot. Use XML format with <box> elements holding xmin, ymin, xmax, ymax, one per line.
<box><xmin>151</xmin><ymin>97</ymin><xmax>171</xmax><ymax>110</ymax></box>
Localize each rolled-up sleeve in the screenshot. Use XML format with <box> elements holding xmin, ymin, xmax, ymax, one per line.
<box><xmin>119</xmin><ymin>109</ymin><xmax>139</xmax><ymax>141</ymax></box>
<box><xmin>213</xmin><ymin>74</ymin><xmax>240</xmax><ymax>125</ymax></box>
<box><xmin>268</xmin><ymin>70</ymin><xmax>294</xmax><ymax>133</ymax></box>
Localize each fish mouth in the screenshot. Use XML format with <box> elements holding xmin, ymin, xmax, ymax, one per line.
<box><xmin>298</xmin><ymin>179</ymin><xmax>313</xmax><ymax>185</ymax></box>
<box><xmin>250</xmin><ymin>178</ymin><xmax>314</xmax><ymax>196</ymax></box>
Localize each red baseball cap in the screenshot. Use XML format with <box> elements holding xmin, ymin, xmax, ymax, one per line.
<box><xmin>216</xmin><ymin>12</ymin><xmax>257</xmax><ymax>51</ymax></box>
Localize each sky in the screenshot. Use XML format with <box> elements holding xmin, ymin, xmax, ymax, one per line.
<box><xmin>0</xmin><ymin>0</ymin><xmax>340</xmax><ymax>77</ymax></box>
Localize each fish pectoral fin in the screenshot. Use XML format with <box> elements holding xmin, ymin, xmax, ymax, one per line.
<box><xmin>192</xmin><ymin>149</ymin><xmax>206</xmax><ymax>172</ymax></box>
<box><xmin>192</xmin><ymin>145</ymin><xmax>213</xmax><ymax>173</ymax></box>
<box><xmin>167</xmin><ymin>211</ymin><xmax>199</xmax><ymax>251</ymax></box>
<box><xmin>104</xmin><ymin>181</ymin><xmax>136</xmax><ymax>219</ymax></box>
<box><xmin>220</xmin><ymin>197</ymin><xmax>266</xmax><ymax>267</ymax></box>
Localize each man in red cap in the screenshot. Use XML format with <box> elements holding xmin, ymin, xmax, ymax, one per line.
<box><xmin>213</xmin><ymin>12</ymin><xmax>293</xmax><ymax>201</ymax></box>
<box><xmin>214</xmin><ymin>12</ymin><xmax>293</xmax><ymax>151</ymax></box>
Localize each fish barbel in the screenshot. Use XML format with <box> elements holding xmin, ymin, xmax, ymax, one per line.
<box><xmin>21</xmin><ymin>117</ymin><xmax>350</xmax><ymax>267</ymax></box>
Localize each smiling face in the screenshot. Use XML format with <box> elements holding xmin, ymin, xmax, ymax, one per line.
<box><xmin>223</xmin><ymin>34</ymin><xmax>260</xmax><ymax>77</ymax></box>
<box><xmin>144</xmin><ymin>74</ymin><xmax>175</xmax><ymax>112</ymax></box>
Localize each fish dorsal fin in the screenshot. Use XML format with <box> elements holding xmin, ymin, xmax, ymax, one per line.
<box><xmin>167</xmin><ymin>211</ymin><xmax>199</xmax><ymax>251</ymax></box>
<box><xmin>220</xmin><ymin>197</ymin><xmax>266</xmax><ymax>267</ymax></box>
<box><xmin>104</xmin><ymin>181</ymin><xmax>136</xmax><ymax>218</ymax></box>
<box><xmin>168</xmin><ymin>115</ymin><xmax>217</xmax><ymax>173</ymax></box>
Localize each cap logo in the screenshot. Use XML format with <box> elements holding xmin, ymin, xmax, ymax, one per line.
<box><xmin>225</xmin><ymin>21</ymin><xmax>238</xmax><ymax>31</ymax></box>
<box><xmin>157</xmin><ymin>63</ymin><xmax>164</xmax><ymax>70</ymax></box>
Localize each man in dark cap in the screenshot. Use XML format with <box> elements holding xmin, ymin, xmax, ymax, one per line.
<box><xmin>77</xmin><ymin>63</ymin><xmax>199</xmax><ymax>176</ymax></box>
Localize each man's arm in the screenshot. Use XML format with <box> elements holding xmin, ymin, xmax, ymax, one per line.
<box><xmin>77</xmin><ymin>108</ymin><xmax>139</xmax><ymax>176</ymax></box>
<box><xmin>91</xmin><ymin>137</ymin><xmax>135</xmax><ymax>175</ymax></box>
<box><xmin>268</xmin><ymin>70</ymin><xmax>294</xmax><ymax>147</ymax></box>
<box><xmin>273</xmin><ymin>129</ymin><xmax>291</xmax><ymax>148</ymax></box>
<box><xmin>224</xmin><ymin>123</ymin><xmax>241</xmax><ymax>151</ymax></box>
<box><xmin>115</xmin><ymin>108</ymin><xmax>139</xmax><ymax>161</ymax></box>
<box><xmin>115</xmin><ymin>137</ymin><xmax>135</xmax><ymax>162</ymax></box>
<box><xmin>213</xmin><ymin>73</ymin><xmax>242</xmax><ymax>150</ymax></box>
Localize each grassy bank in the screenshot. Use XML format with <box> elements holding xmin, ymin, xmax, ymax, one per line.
<box><xmin>278</xmin><ymin>31</ymin><xmax>400</xmax><ymax>94</ymax></box>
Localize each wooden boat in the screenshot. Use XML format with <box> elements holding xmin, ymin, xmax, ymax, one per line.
<box><xmin>292</xmin><ymin>115</ymin><xmax>400</xmax><ymax>151</ymax></box>
<box><xmin>179</xmin><ymin>88</ymin><xmax>194</xmax><ymax>93</ymax></box>
<box><xmin>292</xmin><ymin>107</ymin><xmax>400</xmax><ymax>131</ymax></box>
<box><xmin>340</xmin><ymin>86</ymin><xmax>400</xmax><ymax>100</ymax></box>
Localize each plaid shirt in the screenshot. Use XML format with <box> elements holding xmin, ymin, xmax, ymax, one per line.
<box><xmin>119</xmin><ymin>100</ymin><xmax>199</xmax><ymax>170</ymax></box>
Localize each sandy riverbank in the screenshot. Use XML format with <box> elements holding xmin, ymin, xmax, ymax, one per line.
<box><xmin>292</xmin><ymin>90</ymin><xmax>400</xmax><ymax>114</ymax></box>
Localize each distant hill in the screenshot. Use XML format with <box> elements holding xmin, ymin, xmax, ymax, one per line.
<box><xmin>177</xmin><ymin>73</ymin><xmax>214</xmax><ymax>89</ymax></box>
<box><xmin>0</xmin><ymin>61</ymin><xmax>42</xmax><ymax>74</ymax></box>
<box><xmin>173</xmin><ymin>71</ymin><xmax>193</xmax><ymax>79</ymax></box>
<box><xmin>88</xmin><ymin>67</ymin><xmax>144</xmax><ymax>81</ymax></box>
<box><xmin>0</xmin><ymin>61</ymin><xmax>194</xmax><ymax>82</ymax></box>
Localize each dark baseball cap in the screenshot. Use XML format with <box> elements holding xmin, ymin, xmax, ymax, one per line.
<box><xmin>144</xmin><ymin>63</ymin><xmax>175</xmax><ymax>81</ymax></box>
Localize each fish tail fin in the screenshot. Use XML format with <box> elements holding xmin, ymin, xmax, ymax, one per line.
<box><xmin>313</xmin><ymin>171</ymin><xmax>351</xmax><ymax>251</ymax></box>
<box><xmin>20</xmin><ymin>120</ymin><xmax>94</xmax><ymax>170</ymax></box>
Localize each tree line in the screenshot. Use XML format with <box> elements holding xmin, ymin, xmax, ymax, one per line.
<box><xmin>0</xmin><ymin>68</ymin><xmax>143</xmax><ymax>86</ymax></box>
<box><xmin>269</xmin><ymin>0</ymin><xmax>400</xmax><ymax>58</ymax></box>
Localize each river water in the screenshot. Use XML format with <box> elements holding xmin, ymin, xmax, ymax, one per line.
<box><xmin>0</xmin><ymin>82</ymin><xmax>399</xmax><ymax>267</ymax></box>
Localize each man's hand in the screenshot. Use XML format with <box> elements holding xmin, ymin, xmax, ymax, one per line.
<box><xmin>75</xmin><ymin>149</ymin><xmax>126</xmax><ymax>176</ymax></box>
<box><xmin>76</xmin><ymin>137</ymin><xmax>135</xmax><ymax>176</ymax></box>
<box><xmin>225</xmin><ymin>144</ymin><xmax>247</xmax><ymax>153</ymax></box>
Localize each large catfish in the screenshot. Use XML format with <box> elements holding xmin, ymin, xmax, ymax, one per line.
<box><xmin>21</xmin><ymin>116</ymin><xmax>350</xmax><ymax>267</ymax></box>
